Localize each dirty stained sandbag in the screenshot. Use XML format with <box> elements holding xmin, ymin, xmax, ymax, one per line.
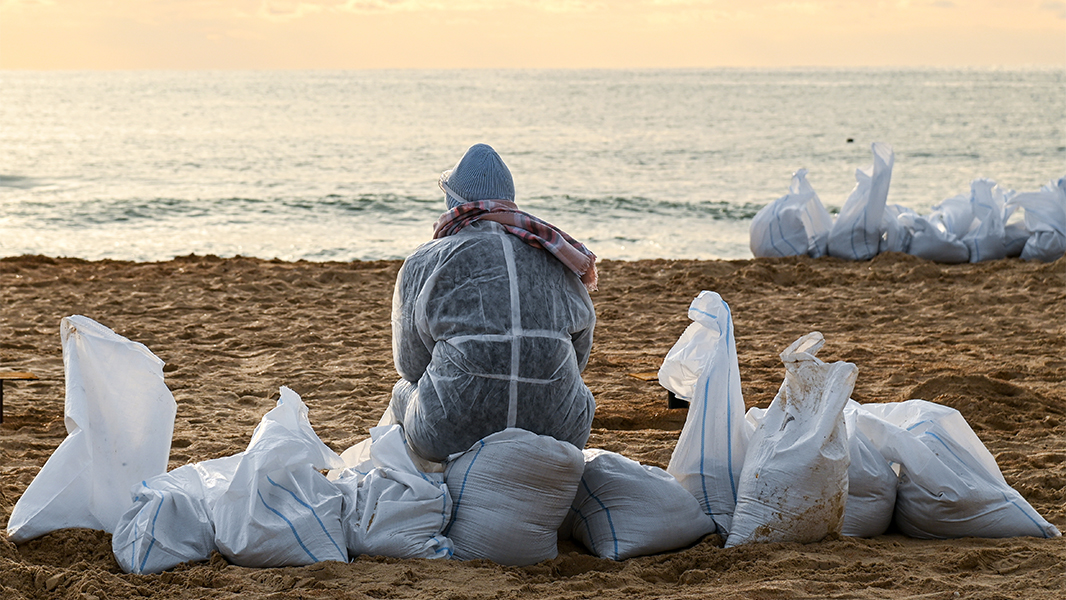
<box><xmin>331</xmin><ymin>424</ymin><xmax>454</xmax><ymax>560</ymax></box>
<box><xmin>661</xmin><ymin>291</ymin><xmax>748</xmax><ymax>536</ymax></box>
<box><xmin>563</xmin><ymin>449</ymin><xmax>717</xmax><ymax>560</ymax></box>
<box><xmin>852</xmin><ymin>400</ymin><xmax>1061</xmax><ymax>540</ymax></box>
<box><xmin>726</xmin><ymin>332</ymin><xmax>856</xmax><ymax>548</ymax></box>
<box><xmin>749</xmin><ymin>168</ymin><xmax>834</xmax><ymax>259</ymax></box>
<box><xmin>742</xmin><ymin>399</ymin><xmax>898</xmax><ymax>539</ymax></box>
<box><xmin>211</xmin><ymin>387</ymin><xmax>348</xmax><ymax>567</ymax></box>
<box><xmin>7</xmin><ymin>315</ymin><xmax>176</xmax><ymax>543</ymax></box>
<box><xmin>443</xmin><ymin>428</ymin><xmax>584</xmax><ymax>566</ymax></box>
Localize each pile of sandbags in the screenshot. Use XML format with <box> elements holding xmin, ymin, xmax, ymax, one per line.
<box><xmin>853</xmin><ymin>400</ymin><xmax>1059</xmax><ymax>539</ymax></box>
<box><xmin>659</xmin><ymin>293</ymin><xmax>1061</xmax><ymax>546</ymax></box>
<box><xmin>112</xmin><ymin>387</ymin><xmax>349</xmax><ymax>573</ymax></box>
<box><xmin>9</xmin><ymin>310</ymin><xmax>1061</xmax><ymax>577</ymax></box>
<box><xmin>7</xmin><ymin>315</ymin><xmax>720</xmax><ymax>571</ymax></box>
<box><xmin>751</xmin><ymin>143</ymin><xmax>1066</xmax><ymax>263</ymax></box>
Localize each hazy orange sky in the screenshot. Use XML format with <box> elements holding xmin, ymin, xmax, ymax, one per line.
<box><xmin>1</xmin><ymin>0</ymin><xmax>1064</xmax><ymax>69</ymax></box>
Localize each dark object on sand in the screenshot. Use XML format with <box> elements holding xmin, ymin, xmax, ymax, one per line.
<box><xmin>667</xmin><ymin>391</ymin><xmax>689</xmax><ymax>410</ymax></box>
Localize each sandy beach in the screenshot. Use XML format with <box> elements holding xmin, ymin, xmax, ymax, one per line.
<box><xmin>1</xmin><ymin>253</ymin><xmax>1063</xmax><ymax>599</ymax></box>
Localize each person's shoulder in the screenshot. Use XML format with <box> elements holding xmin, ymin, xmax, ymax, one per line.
<box><xmin>406</xmin><ymin>238</ymin><xmax>445</xmax><ymax>258</ymax></box>
<box><xmin>404</xmin><ymin>229</ymin><xmax>494</xmax><ymax>264</ymax></box>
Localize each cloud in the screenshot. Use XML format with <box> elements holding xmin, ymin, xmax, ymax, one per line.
<box><xmin>256</xmin><ymin>0</ymin><xmax>326</xmax><ymax>21</ymax></box>
<box><xmin>221</xmin><ymin>28</ymin><xmax>269</xmax><ymax>40</ymax></box>
<box><xmin>523</xmin><ymin>0</ymin><xmax>610</xmax><ymax>13</ymax></box>
<box><xmin>218</xmin><ymin>0</ymin><xmax>720</xmax><ymax>19</ymax></box>
<box><xmin>0</xmin><ymin>0</ymin><xmax>55</xmax><ymax>9</ymax></box>
<box><xmin>772</xmin><ymin>1</ymin><xmax>826</xmax><ymax>14</ymax></box>
<box><xmin>334</xmin><ymin>0</ymin><xmax>609</xmax><ymax>13</ymax></box>
<box><xmin>336</xmin><ymin>0</ymin><xmax>423</xmax><ymax>12</ymax></box>
<box><xmin>1039</xmin><ymin>1</ymin><xmax>1066</xmax><ymax>19</ymax></box>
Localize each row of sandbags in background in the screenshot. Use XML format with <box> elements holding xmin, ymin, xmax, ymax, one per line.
<box><xmin>749</xmin><ymin>142</ymin><xmax>1066</xmax><ymax>263</ymax></box>
<box><xmin>5</xmin><ymin>315</ymin><xmax>716</xmax><ymax>572</ymax></box>
<box><xmin>658</xmin><ymin>291</ymin><xmax>1061</xmax><ymax>547</ymax></box>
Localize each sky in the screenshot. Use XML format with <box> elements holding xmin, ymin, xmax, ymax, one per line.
<box><xmin>1</xmin><ymin>0</ymin><xmax>1064</xmax><ymax>69</ymax></box>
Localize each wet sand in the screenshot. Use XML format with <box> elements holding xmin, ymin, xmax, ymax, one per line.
<box><xmin>1</xmin><ymin>253</ymin><xmax>1063</xmax><ymax>599</ymax></box>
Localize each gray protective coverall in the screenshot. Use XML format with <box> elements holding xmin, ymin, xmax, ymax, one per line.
<box><xmin>389</xmin><ymin>219</ymin><xmax>596</xmax><ymax>462</ymax></box>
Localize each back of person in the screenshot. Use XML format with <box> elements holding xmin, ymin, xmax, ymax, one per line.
<box><xmin>387</xmin><ymin>143</ymin><xmax>598</xmax><ymax>463</ymax></box>
<box><xmin>393</xmin><ymin>220</ymin><xmax>595</xmax><ymax>462</ymax></box>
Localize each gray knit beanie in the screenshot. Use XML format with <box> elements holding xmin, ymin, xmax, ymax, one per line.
<box><xmin>439</xmin><ymin>144</ymin><xmax>515</xmax><ymax>209</ymax></box>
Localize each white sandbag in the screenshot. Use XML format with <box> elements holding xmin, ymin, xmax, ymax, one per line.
<box><xmin>330</xmin><ymin>437</ymin><xmax>373</xmax><ymax>480</ymax></box>
<box><xmin>565</xmin><ymin>449</ymin><xmax>716</xmax><ymax>560</ymax></box>
<box><xmin>933</xmin><ymin>192</ymin><xmax>976</xmax><ymax>237</ymax></box>
<box><xmin>879</xmin><ymin>204</ymin><xmax>917</xmax><ymax>254</ymax></box>
<box><xmin>749</xmin><ymin>168</ymin><xmax>833</xmax><ymax>259</ymax></box>
<box><xmin>903</xmin><ymin>194</ymin><xmax>972</xmax><ymax>263</ymax></box>
<box><xmin>111</xmin><ymin>463</ymin><xmax>219</xmax><ymax>574</ymax></box>
<box><xmin>1005</xmin><ymin>178</ymin><xmax>1066</xmax><ymax>262</ymax></box>
<box><xmin>744</xmin><ymin>405</ymin><xmax>766</xmax><ymax>433</ymax></box>
<box><xmin>1002</xmin><ymin>220</ymin><xmax>1030</xmax><ymax>258</ymax></box>
<box><xmin>828</xmin><ymin>142</ymin><xmax>894</xmax><ymax>261</ymax></box>
<box><xmin>962</xmin><ymin>179</ymin><xmax>1009</xmax><ymax>262</ymax></box>
<box><xmin>333</xmin><ymin>425</ymin><xmax>453</xmax><ymax>560</ymax></box>
<box><xmin>443</xmin><ymin>428</ymin><xmax>583</xmax><ymax>566</ymax></box>
<box><xmin>841</xmin><ymin>401</ymin><xmax>897</xmax><ymax>538</ymax></box>
<box><xmin>7</xmin><ymin>315</ymin><xmax>176</xmax><ymax>543</ymax></box>
<box><xmin>113</xmin><ymin>455</ymin><xmax>245</xmax><ymax>574</ymax></box>
<box><xmin>211</xmin><ymin>387</ymin><xmax>348</xmax><ymax>567</ymax></box>
<box><xmin>726</xmin><ymin>332</ymin><xmax>855</xmax><ymax>548</ymax></box>
<box><xmin>852</xmin><ymin>400</ymin><xmax>1060</xmax><ymax>540</ymax></box>
<box><xmin>744</xmin><ymin>400</ymin><xmax>898</xmax><ymax>539</ymax></box>
<box><xmin>328</xmin><ymin>413</ymin><xmax>446</xmax><ymax>481</ymax></box>
<box><xmin>904</xmin><ymin>216</ymin><xmax>970</xmax><ymax>263</ymax></box>
<box><xmin>662</xmin><ymin>291</ymin><xmax>747</xmax><ymax>535</ymax></box>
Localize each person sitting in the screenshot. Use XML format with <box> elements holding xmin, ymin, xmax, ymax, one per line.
<box><xmin>385</xmin><ymin>143</ymin><xmax>598</xmax><ymax>463</ymax></box>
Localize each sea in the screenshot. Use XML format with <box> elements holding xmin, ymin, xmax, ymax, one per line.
<box><xmin>1</xmin><ymin>68</ymin><xmax>1063</xmax><ymax>263</ymax></box>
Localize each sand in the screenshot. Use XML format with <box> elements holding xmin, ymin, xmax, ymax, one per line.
<box><xmin>1</xmin><ymin>253</ymin><xmax>1063</xmax><ymax>599</ymax></box>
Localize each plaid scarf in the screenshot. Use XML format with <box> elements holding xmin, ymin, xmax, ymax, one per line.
<box><xmin>433</xmin><ymin>200</ymin><xmax>598</xmax><ymax>292</ymax></box>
